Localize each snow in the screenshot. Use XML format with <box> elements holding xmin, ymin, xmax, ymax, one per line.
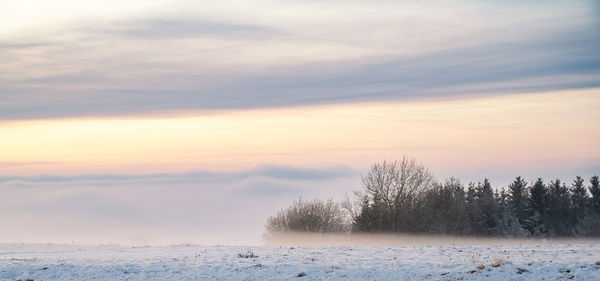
<box><xmin>1</xmin><ymin>242</ymin><xmax>599</xmax><ymax>280</ymax></box>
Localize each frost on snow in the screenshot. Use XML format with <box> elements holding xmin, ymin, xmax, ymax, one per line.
<box><xmin>1</xmin><ymin>243</ymin><xmax>599</xmax><ymax>280</ymax></box>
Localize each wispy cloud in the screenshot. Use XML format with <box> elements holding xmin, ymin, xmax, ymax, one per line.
<box><xmin>1</xmin><ymin>1</ymin><xmax>598</xmax><ymax>120</ymax></box>
<box><xmin>0</xmin><ymin>165</ymin><xmax>356</xmax><ymax>186</ymax></box>
<box><xmin>80</xmin><ymin>17</ymin><xmax>281</xmax><ymax>39</ymax></box>
<box><xmin>0</xmin><ymin>41</ymin><xmax>56</xmax><ymax>50</ymax></box>
<box><xmin>2</xmin><ymin>28</ymin><xmax>599</xmax><ymax>120</ymax></box>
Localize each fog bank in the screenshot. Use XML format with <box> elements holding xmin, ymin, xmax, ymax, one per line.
<box><xmin>264</xmin><ymin>232</ymin><xmax>600</xmax><ymax>247</ymax></box>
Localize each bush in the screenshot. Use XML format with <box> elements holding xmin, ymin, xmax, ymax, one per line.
<box><xmin>265</xmin><ymin>198</ymin><xmax>351</xmax><ymax>233</ymax></box>
<box><xmin>237</xmin><ymin>251</ymin><xmax>258</xmax><ymax>258</ymax></box>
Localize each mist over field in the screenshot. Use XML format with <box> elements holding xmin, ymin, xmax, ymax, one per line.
<box><xmin>264</xmin><ymin>232</ymin><xmax>600</xmax><ymax>247</ymax></box>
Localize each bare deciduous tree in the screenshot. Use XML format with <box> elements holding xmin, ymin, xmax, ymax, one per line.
<box><xmin>361</xmin><ymin>157</ymin><xmax>434</xmax><ymax>205</ymax></box>
<box><xmin>355</xmin><ymin>156</ymin><xmax>435</xmax><ymax>232</ymax></box>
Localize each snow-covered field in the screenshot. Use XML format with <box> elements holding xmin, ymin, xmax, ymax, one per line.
<box><xmin>1</xmin><ymin>241</ymin><xmax>599</xmax><ymax>280</ymax></box>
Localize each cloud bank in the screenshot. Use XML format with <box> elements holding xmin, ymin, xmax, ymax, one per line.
<box><xmin>2</xmin><ymin>163</ymin><xmax>597</xmax><ymax>245</ymax></box>
<box><xmin>0</xmin><ymin>166</ymin><xmax>359</xmax><ymax>245</ymax></box>
<box><xmin>0</xmin><ymin>0</ymin><xmax>598</xmax><ymax>120</ymax></box>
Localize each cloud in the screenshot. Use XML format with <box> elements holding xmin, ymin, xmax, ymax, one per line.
<box><xmin>233</xmin><ymin>176</ymin><xmax>308</xmax><ymax>196</ymax></box>
<box><xmin>80</xmin><ymin>17</ymin><xmax>280</xmax><ymax>39</ymax></box>
<box><xmin>1</xmin><ymin>0</ymin><xmax>598</xmax><ymax>121</ymax></box>
<box><xmin>250</xmin><ymin>165</ymin><xmax>355</xmax><ymax>180</ymax></box>
<box><xmin>0</xmin><ymin>165</ymin><xmax>359</xmax><ymax>244</ymax></box>
<box><xmin>1</xmin><ymin>29</ymin><xmax>599</xmax><ymax>120</ymax></box>
<box><xmin>0</xmin><ymin>165</ymin><xmax>357</xmax><ymax>185</ymax></box>
<box><xmin>0</xmin><ymin>42</ymin><xmax>56</xmax><ymax>50</ymax></box>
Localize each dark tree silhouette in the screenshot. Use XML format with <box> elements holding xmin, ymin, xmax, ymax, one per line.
<box><xmin>507</xmin><ymin>177</ymin><xmax>530</xmax><ymax>230</ymax></box>
<box><xmin>590</xmin><ymin>176</ymin><xmax>600</xmax><ymax>216</ymax></box>
<box><xmin>528</xmin><ymin>178</ymin><xmax>548</xmax><ymax>236</ymax></box>
<box><xmin>265</xmin><ymin>159</ymin><xmax>599</xmax><ymax>237</ymax></box>
<box><xmin>570</xmin><ymin>176</ymin><xmax>588</xmax><ymax>228</ymax></box>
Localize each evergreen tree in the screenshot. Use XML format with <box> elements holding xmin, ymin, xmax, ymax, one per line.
<box><xmin>495</xmin><ymin>188</ymin><xmax>529</xmax><ymax>237</ymax></box>
<box><xmin>570</xmin><ymin>176</ymin><xmax>588</xmax><ymax>228</ymax></box>
<box><xmin>547</xmin><ymin>179</ymin><xmax>572</xmax><ymax>236</ymax></box>
<box><xmin>589</xmin><ymin>175</ymin><xmax>600</xmax><ymax>216</ymax></box>
<box><xmin>528</xmin><ymin>178</ymin><xmax>548</xmax><ymax>236</ymax></box>
<box><xmin>579</xmin><ymin>175</ymin><xmax>600</xmax><ymax>236</ymax></box>
<box><xmin>438</xmin><ymin>178</ymin><xmax>466</xmax><ymax>235</ymax></box>
<box><xmin>507</xmin><ymin>176</ymin><xmax>530</xmax><ymax>230</ymax></box>
<box><xmin>463</xmin><ymin>183</ymin><xmax>477</xmax><ymax>235</ymax></box>
<box><xmin>354</xmin><ymin>194</ymin><xmax>387</xmax><ymax>232</ymax></box>
<box><xmin>465</xmin><ymin>182</ymin><xmax>480</xmax><ymax>232</ymax></box>
<box><xmin>474</xmin><ymin>179</ymin><xmax>498</xmax><ymax>235</ymax></box>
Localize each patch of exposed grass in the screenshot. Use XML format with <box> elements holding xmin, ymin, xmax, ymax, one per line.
<box><xmin>491</xmin><ymin>257</ymin><xmax>510</xmax><ymax>268</ymax></box>
<box><xmin>237</xmin><ymin>251</ymin><xmax>258</xmax><ymax>258</ymax></box>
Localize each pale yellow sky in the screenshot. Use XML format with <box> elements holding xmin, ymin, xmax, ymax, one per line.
<box><xmin>2</xmin><ymin>88</ymin><xmax>598</xmax><ymax>176</ymax></box>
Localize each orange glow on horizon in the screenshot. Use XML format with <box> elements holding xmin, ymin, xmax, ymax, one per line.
<box><xmin>2</xmin><ymin>88</ymin><xmax>599</xmax><ymax>175</ymax></box>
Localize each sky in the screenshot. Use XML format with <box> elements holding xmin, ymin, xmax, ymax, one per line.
<box><xmin>1</xmin><ymin>0</ymin><xmax>599</xmax><ymax>245</ymax></box>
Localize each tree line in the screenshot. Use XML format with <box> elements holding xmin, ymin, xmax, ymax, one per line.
<box><xmin>266</xmin><ymin>157</ymin><xmax>600</xmax><ymax>237</ymax></box>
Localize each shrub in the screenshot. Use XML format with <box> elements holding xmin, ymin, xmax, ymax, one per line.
<box><xmin>237</xmin><ymin>251</ymin><xmax>258</xmax><ymax>258</ymax></box>
<box><xmin>265</xmin><ymin>198</ymin><xmax>351</xmax><ymax>233</ymax></box>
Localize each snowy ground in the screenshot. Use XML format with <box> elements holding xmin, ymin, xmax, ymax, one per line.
<box><xmin>1</xmin><ymin>242</ymin><xmax>599</xmax><ymax>280</ymax></box>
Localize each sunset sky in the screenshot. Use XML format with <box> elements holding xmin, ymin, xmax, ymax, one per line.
<box><xmin>1</xmin><ymin>0</ymin><xmax>599</xmax><ymax>245</ymax></box>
